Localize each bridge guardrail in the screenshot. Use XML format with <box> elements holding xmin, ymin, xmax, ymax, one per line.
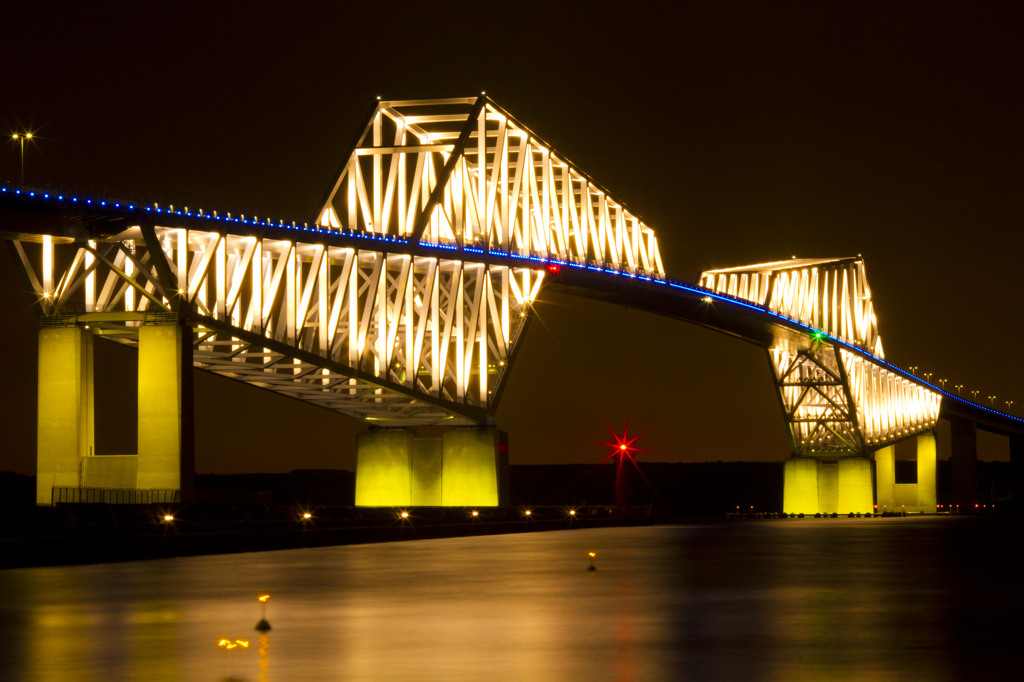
<box><xmin>51</xmin><ymin>487</ymin><xmax>181</xmax><ymax>505</ymax></box>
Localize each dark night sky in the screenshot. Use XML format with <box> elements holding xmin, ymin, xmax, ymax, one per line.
<box><xmin>1</xmin><ymin>1</ymin><xmax>1021</xmax><ymax>474</ymax></box>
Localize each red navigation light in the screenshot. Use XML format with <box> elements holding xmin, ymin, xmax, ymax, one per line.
<box><xmin>600</xmin><ymin>424</ymin><xmax>647</xmax><ymax>464</ymax></box>
<box><xmin>547</xmin><ymin>263</ymin><xmax>561</xmax><ymax>274</ymax></box>
<box><xmin>591</xmin><ymin>419</ymin><xmax>661</xmax><ymax>511</ymax></box>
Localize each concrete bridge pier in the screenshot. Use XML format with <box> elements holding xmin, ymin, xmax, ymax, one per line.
<box><xmin>137</xmin><ymin>323</ymin><xmax>194</xmax><ymax>498</ymax></box>
<box><xmin>36</xmin><ymin>325</ymin><xmax>95</xmax><ymax>505</ymax></box>
<box><xmin>355</xmin><ymin>425</ymin><xmax>508</xmax><ymax>507</ymax></box>
<box><xmin>783</xmin><ymin>456</ymin><xmax>873</xmax><ymax>515</ymax></box>
<box><xmin>35</xmin><ymin>319</ymin><xmax>193</xmax><ymax>505</ymax></box>
<box><xmin>874</xmin><ymin>432</ymin><xmax>937</xmax><ymax>514</ymax></box>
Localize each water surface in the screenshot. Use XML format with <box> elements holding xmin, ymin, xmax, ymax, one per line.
<box><xmin>1</xmin><ymin>517</ymin><xmax>1016</xmax><ymax>681</ymax></box>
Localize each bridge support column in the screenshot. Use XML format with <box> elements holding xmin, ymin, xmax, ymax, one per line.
<box><xmin>441</xmin><ymin>427</ymin><xmax>507</xmax><ymax>507</ymax></box>
<box><xmin>837</xmin><ymin>457</ymin><xmax>873</xmax><ymax>514</ymax></box>
<box><xmin>950</xmin><ymin>417</ymin><xmax>978</xmax><ymax>512</ymax></box>
<box><xmin>411</xmin><ymin>437</ymin><xmax>443</xmax><ymax>506</ymax></box>
<box><xmin>137</xmin><ymin>323</ymin><xmax>194</xmax><ymax>499</ymax></box>
<box><xmin>36</xmin><ymin>326</ymin><xmax>95</xmax><ymax>505</ymax></box>
<box><xmin>874</xmin><ymin>434</ymin><xmax>936</xmax><ymax>514</ymax></box>
<box><xmin>783</xmin><ymin>458</ymin><xmax>819</xmax><ymax>515</ymax></box>
<box><xmin>817</xmin><ymin>462</ymin><xmax>838</xmax><ymax>514</ymax></box>
<box><xmin>355</xmin><ymin>426</ymin><xmax>508</xmax><ymax>507</ymax></box>
<box><xmin>874</xmin><ymin>445</ymin><xmax>895</xmax><ymax>512</ymax></box>
<box><xmin>784</xmin><ymin>456</ymin><xmax>873</xmax><ymax>515</ymax></box>
<box><xmin>36</xmin><ymin>321</ymin><xmax>193</xmax><ymax>505</ymax></box>
<box><xmin>355</xmin><ymin>430</ymin><xmax>414</xmax><ymax>507</ymax></box>
<box><xmin>916</xmin><ymin>432</ymin><xmax>937</xmax><ymax>513</ymax></box>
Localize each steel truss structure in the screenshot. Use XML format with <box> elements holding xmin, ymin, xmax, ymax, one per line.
<box><xmin>318</xmin><ymin>97</ymin><xmax>665</xmax><ymax>276</ymax></box>
<box><xmin>4</xmin><ymin>99</ymin><xmax>946</xmax><ymax>449</ymax></box>
<box><xmin>14</xmin><ymin>229</ymin><xmax>542</xmax><ymax>424</ymax></box>
<box><xmin>702</xmin><ymin>258</ymin><xmax>940</xmax><ymax>454</ymax></box>
<box><xmin>9</xmin><ymin>97</ymin><xmax>667</xmax><ymax>426</ymax></box>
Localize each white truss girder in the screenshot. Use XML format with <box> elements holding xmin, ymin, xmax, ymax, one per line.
<box><xmin>15</xmin><ymin>224</ymin><xmax>543</xmax><ymax>424</ymax></box>
<box><xmin>317</xmin><ymin>97</ymin><xmax>666</xmax><ymax>277</ymax></box>
<box><xmin>840</xmin><ymin>348</ymin><xmax>941</xmax><ymax>446</ymax></box>
<box><xmin>701</xmin><ymin>257</ymin><xmax>883</xmax><ymax>356</ymax></box>
<box><xmin>706</xmin><ymin>257</ymin><xmax>941</xmax><ymax>452</ymax></box>
<box><xmin>770</xmin><ymin>344</ymin><xmax>862</xmax><ymax>454</ymax></box>
<box><xmin>8</xmin><ymin>97</ymin><xmax>672</xmax><ymax>427</ymax></box>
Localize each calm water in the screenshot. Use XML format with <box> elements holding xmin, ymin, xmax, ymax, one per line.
<box><xmin>0</xmin><ymin>517</ymin><xmax>1017</xmax><ymax>681</ymax></box>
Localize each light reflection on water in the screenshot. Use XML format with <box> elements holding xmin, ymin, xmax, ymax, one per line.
<box><xmin>0</xmin><ymin>516</ymin><xmax>1017</xmax><ymax>681</ymax></box>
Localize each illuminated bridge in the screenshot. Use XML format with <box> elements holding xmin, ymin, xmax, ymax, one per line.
<box><xmin>2</xmin><ymin>96</ymin><xmax>1020</xmax><ymax>512</ymax></box>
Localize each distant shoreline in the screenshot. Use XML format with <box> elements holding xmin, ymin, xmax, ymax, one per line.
<box><xmin>2</xmin><ymin>459</ymin><xmax>1014</xmax><ymax>569</ymax></box>
<box><xmin>1</xmin><ymin>505</ymin><xmax>654</xmax><ymax>569</ymax></box>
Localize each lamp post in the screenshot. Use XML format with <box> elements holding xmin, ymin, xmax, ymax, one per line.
<box><xmin>11</xmin><ymin>131</ymin><xmax>33</xmax><ymax>184</ymax></box>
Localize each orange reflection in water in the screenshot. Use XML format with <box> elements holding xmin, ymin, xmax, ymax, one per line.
<box><xmin>258</xmin><ymin>632</ymin><xmax>271</xmax><ymax>682</ymax></box>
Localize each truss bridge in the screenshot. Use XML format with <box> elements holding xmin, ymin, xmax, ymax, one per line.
<box><xmin>2</xmin><ymin>96</ymin><xmax>1020</xmax><ymax>512</ymax></box>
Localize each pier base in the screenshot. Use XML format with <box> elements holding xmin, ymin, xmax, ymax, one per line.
<box><xmin>36</xmin><ymin>321</ymin><xmax>192</xmax><ymax>505</ymax></box>
<box><xmin>875</xmin><ymin>432</ymin><xmax>937</xmax><ymax>514</ymax></box>
<box><xmin>36</xmin><ymin>326</ymin><xmax>94</xmax><ymax>505</ymax></box>
<box><xmin>837</xmin><ymin>457</ymin><xmax>873</xmax><ymax>514</ymax></box>
<box><xmin>441</xmin><ymin>428</ymin><xmax>503</xmax><ymax>507</ymax></box>
<box><xmin>138</xmin><ymin>324</ymin><xmax>192</xmax><ymax>495</ymax></box>
<box><xmin>355</xmin><ymin>426</ymin><xmax>507</xmax><ymax>507</ymax></box>
<box><xmin>783</xmin><ymin>458</ymin><xmax>819</xmax><ymax>515</ymax></box>
<box><xmin>783</xmin><ymin>456</ymin><xmax>874</xmax><ymax>515</ymax></box>
<box><xmin>354</xmin><ymin>430</ymin><xmax>414</xmax><ymax>507</ymax></box>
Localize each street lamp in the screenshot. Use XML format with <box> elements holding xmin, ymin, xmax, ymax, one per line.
<box><xmin>954</xmin><ymin>384</ymin><xmax>963</xmax><ymax>395</ymax></box>
<box><xmin>11</xmin><ymin>131</ymin><xmax>33</xmax><ymax>184</ymax></box>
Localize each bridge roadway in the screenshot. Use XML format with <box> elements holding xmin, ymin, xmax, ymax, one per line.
<box><xmin>1</xmin><ymin>183</ymin><xmax>1021</xmax><ymax>438</ymax></box>
<box><xmin>547</xmin><ymin>266</ymin><xmax>1024</xmax><ymax>437</ymax></box>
